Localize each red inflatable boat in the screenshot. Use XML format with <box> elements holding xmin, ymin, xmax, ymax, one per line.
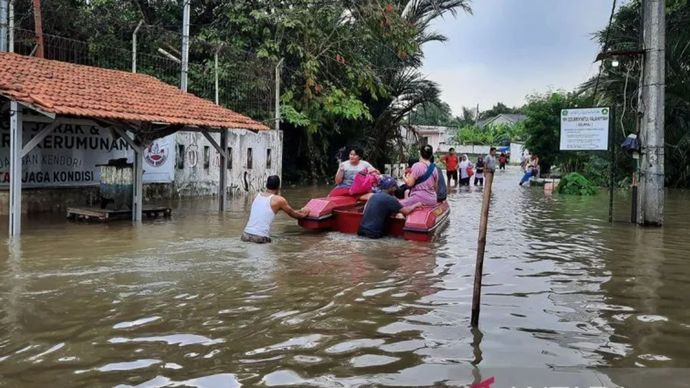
<box><xmin>298</xmin><ymin>196</ymin><xmax>450</xmax><ymax>242</ymax></box>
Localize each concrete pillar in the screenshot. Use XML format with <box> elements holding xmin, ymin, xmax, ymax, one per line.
<box><xmin>637</xmin><ymin>0</ymin><xmax>665</xmax><ymax>226</ymax></box>
<box><xmin>219</xmin><ymin>130</ymin><xmax>227</xmax><ymax>211</ymax></box>
<box><xmin>132</xmin><ymin>145</ymin><xmax>144</xmax><ymax>222</ymax></box>
<box><xmin>0</xmin><ymin>0</ymin><xmax>8</xmax><ymax>52</ymax></box>
<box><xmin>9</xmin><ymin>101</ymin><xmax>22</xmax><ymax>236</ymax></box>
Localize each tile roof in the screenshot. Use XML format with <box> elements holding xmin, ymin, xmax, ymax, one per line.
<box><xmin>0</xmin><ymin>52</ymin><xmax>268</xmax><ymax>131</ymax></box>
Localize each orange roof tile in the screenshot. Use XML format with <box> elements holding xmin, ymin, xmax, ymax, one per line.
<box><xmin>0</xmin><ymin>52</ymin><xmax>269</xmax><ymax>131</ymax></box>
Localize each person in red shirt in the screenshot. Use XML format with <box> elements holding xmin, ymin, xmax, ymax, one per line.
<box><xmin>441</xmin><ymin>148</ymin><xmax>459</xmax><ymax>187</ymax></box>
<box><xmin>498</xmin><ymin>153</ymin><xmax>508</xmax><ymax>170</ymax></box>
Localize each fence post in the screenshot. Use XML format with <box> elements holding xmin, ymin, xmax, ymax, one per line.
<box><xmin>471</xmin><ymin>171</ymin><xmax>494</xmax><ymax>327</ymax></box>
<box><xmin>275</xmin><ymin>58</ymin><xmax>284</xmax><ymax>131</ymax></box>
<box><xmin>132</xmin><ymin>20</ymin><xmax>144</xmax><ymax>73</ymax></box>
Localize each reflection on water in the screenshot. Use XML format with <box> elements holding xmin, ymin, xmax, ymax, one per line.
<box><xmin>1</xmin><ymin>167</ymin><xmax>690</xmax><ymax>386</ymax></box>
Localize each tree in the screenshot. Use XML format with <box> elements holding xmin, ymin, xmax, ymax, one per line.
<box><xmin>410</xmin><ymin>101</ymin><xmax>454</xmax><ymax>126</ymax></box>
<box><xmin>11</xmin><ymin>0</ymin><xmax>474</xmax><ymax>183</ymax></box>
<box><xmin>478</xmin><ymin>102</ymin><xmax>519</xmax><ymax>120</ymax></box>
<box><xmin>522</xmin><ymin>91</ymin><xmax>590</xmax><ymax>175</ymax></box>
<box><xmin>581</xmin><ymin>0</ymin><xmax>690</xmax><ymax>187</ymax></box>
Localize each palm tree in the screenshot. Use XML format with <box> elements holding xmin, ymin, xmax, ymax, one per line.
<box><xmin>350</xmin><ymin>0</ymin><xmax>473</xmax><ymax>167</ymax></box>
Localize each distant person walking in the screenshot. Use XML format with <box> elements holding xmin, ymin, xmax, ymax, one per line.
<box><xmin>474</xmin><ymin>156</ymin><xmax>485</xmax><ymax>186</ymax></box>
<box><xmin>458</xmin><ymin>154</ymin><xmax>473</xmax><ymax>186</ymax></box>
<box><xmin>485</xmin><ymin>147</ymin><xmax>497</xmax><ymax>174</ymax></box>
<box><xmin>242</xmin><ymin>176</ymin><xmax>308</xmax><ymax>243</ymax></box>
<box><xmin>498</xmin><ymin>153</ymin><xmax>508</xmax><ymax>170</ymax></box>
<box><xmin>441</xmin><ymin>148</ymin><xmax>459</xmax><ymax>187</ymax></box>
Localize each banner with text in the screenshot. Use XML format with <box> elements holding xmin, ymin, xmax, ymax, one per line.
<box><xmin>560</xmin><ymin>108</ymin><xmax>610</xmax><ymax>151</ymax></box>
<box><xmin>0</xmin><ymin>121</ymin><xmax>175</xmax><ymax>187</ymax></box>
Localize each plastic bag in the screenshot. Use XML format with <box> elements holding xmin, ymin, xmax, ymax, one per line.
<box><xmin>349</xmin><ymin>170</ymin><xmax>379</xmax><ymax>196</ymax></box>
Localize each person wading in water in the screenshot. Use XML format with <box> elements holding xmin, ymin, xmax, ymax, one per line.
<box><xmin>242</xmin><ymin>175</ymin><xmax>308</xmax><ymax>243</ymax></box>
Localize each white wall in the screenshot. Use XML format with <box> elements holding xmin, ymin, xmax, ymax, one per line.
<box><xmin>510</xmin><ymin>142</ymin><xmax>527</xmax><ymax>164</ymax></box>
<box><xmin>174</xmin><ymin>129</ymin><xmax>283</xmax><ymax>196</ymax></box>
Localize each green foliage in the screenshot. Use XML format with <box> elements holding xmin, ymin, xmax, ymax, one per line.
<box><xmin>521</xmin><ymin>91</ymin><xmax>590</xmax><ymax>174</ymax></box>
<box><xmin>454</xmin><ymin>122</ymin><xmax>524</xmax><ymax>146</ymax></box>
<box><xmin>557</xmin><ymin>173</ymin><xmax>598</xmax><ymax>196</ymax></box>
<box><xmin>579</xmin><ymin>155</ymin><xmax>610</xmax><ymax>187</ymax></box>
<box><xmin>410</xmin><ymin>101</ymin><xmax>455</xmax><ymax>126</ymax></box>
<box><xmin>478</xmin><ymin>102</ymin><xmax>520</xmax><ymax>120</ymax></box>
<box><xmin>13</xmin><ymin>0</ymin><xmax>473</xmax><ymax>183</ymax></box>
<box><xmin>582</xmin><ymin>0</ymin><xmax>690</xmax><ymax>187</ymax></box>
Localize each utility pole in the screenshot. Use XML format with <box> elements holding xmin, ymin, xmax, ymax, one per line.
<box><xmin>0</xmin><ymin>0</ymin><xmax>8</xmax><ymax>52</ymax></box>
<box><xmin>275</xmin><ymin>58</ymin><xmax>284</xmax><ymax>131</ymax></box>
<box><xmin>8</xmin><ymin>0</ymin><xmax>13</xmax><ymax>52</ymax></box>
<box><xmin>180</xmin><ymin>0</ymin><xmax>190</xmax><ymax>92</ymax></box>
<box><xmin>637</xmin><ymin>0</ymin><xmax>665</xmax><ymax>226</ymax></box>
<box><xmin>32</xmin><ymin>0</ymin><xmax>44</xmax><ymax>58</ymax></box>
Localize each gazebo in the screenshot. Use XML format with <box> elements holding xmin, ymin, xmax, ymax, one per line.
<box><xmin>0</xmin><ymin>52</ymin><xmax>269</xmax><ymax>236</ymax></box>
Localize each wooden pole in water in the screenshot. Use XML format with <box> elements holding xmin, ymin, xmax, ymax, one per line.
<box><xmin>471</xmin><ymin>171</ymin><xmax>493</xmax><ymax>327</ymax></box>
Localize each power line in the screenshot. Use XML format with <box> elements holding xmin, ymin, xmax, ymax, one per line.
<box><xmin>591</xmin><ymin>0</ymin><xmax>618</xmax><ymax>104</ymax></box>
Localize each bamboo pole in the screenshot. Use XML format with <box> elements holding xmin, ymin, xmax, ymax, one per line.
<box><xmin>471</xmin><ymin>171</ymin><xmax>493</xmax><ymax>327</ymax></box>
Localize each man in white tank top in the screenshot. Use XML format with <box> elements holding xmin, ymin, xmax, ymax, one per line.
<box><xmin>242</xmin><ymin>175</ymin><xmax>308</xmax><ymax>243</ymax></box>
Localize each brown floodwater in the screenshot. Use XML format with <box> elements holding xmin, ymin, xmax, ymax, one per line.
<box><xmin>1</xmin><ymin>167</ymin><xmax>690</xmax><ymax>387</ymax></box>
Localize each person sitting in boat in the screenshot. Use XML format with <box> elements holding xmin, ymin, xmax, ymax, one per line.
<box><xmin>329</xmin><ymin>146</ymin><xmax>379</xmax><ymax>197</ymax></box>
<box><xmin>242</xmin><ymin>175</ymin><xmax>308</xmax><ymax>243</ymax></box>
<box><xmin>358</xmin><ymin>176</ymin><xmax>422</xmax><ymax>239</ymax></box>
<box><xmin>395</xmin><ymin>157</ymin><xmax>420</xmax><ymax>199</ymax></box>
<box><xmin>400</xmin><ymin>144</ymin><xmax>439</xmax><ymax>208</ymax></box>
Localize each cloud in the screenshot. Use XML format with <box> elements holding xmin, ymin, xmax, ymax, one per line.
<box><xmin>421</xmin><ymin>0</ymin><xmax>621</xmax><ymax>115</ymax></box>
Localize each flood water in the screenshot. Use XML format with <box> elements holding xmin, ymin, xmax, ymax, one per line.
<box><xmin>1</xmin><ymin>167</ymin><xmax>690</xmax><ymax>387</ymax></box>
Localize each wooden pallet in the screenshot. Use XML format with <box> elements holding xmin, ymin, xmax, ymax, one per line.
<box><xmin>66</xmin><ymin>206</ymin><xmax>172</xmax><ymax>222</ymax></box>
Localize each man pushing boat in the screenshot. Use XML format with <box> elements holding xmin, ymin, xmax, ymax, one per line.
<box><xmin>242</xmin><ymin>175</ymin><xmax>308</xmax><ymax>243</ymax></box>
<box><xmin>357</xmin><ymin>176</ymin><xmax>422</xmax><ymax>239</ymax></box>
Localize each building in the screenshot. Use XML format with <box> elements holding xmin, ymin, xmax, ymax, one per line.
<box><xmin>0</xmin><ymin>52</ymin><xmax>278</xmax><ymax>223</ymax></box>
<box><xmin>477</xmin><ymin>113</ymin><xmax>526</xmax><ymax>129</ymax></box>
<box><xmin>400</xmin><ymin>125</ymin><xmax>456</xmax><ymax>152</ymax></box>
<box><xmin>173</xmin><ymin>129</ymin><xmax>282</xmax><ymax>196</ymax></box>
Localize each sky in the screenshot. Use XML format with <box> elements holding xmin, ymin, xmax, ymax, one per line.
<box><xmin>421</xmin><ymin>0</ymin><xmax>625</xmax><ymax>116</ymax></box>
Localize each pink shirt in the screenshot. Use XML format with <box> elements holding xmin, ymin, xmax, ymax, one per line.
<box><xmin>401</xmin><ymin>162</ymin><xmax>438</xmax><ymax>207</ymax></box>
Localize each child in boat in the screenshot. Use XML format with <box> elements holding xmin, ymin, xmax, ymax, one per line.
<box><xmin>400</xmin><ymin>145</ymin><xmax>439</xmax><ymax>208</ymax></box>
<box><xmin>395</xmin><ymin>157</ymin><xmax>419</xmax><ymax>199</ymax></box>
<box><xmin>358</xmin><ymin>176</ymin><xmax>422</xmax><ymax>239</ymax></box>
<box><xmin>242</xmin><ymin>175</ymin><xmax>308</xmax><ymax>243</ymax></box>
<box><xmin>329</xmin><ymin>146</ymin><xmax>379</xmax><ymax>197</ymax></box>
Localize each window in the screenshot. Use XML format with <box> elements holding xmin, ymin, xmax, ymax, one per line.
<box><xmin>266</xmin><ymin>148</ymin><xmax>272</xmax><ymax>169</ymax></box>
<box><xmin>247</xmin><ymin>147</ymin><xmax>253</xmax><ymax>169</ymax></box>
<box><xmin>203</xmin><ymin>146</ymin><xmax>210</xmax><ymax>169</ymax></box>
<box><xmin>176</xmin><ymin>144</ymin><xmax>185</xmax><ymax>169</ymax></box>
<box><xmin>227</xmin><ymin>147</ymin><xmax>233</xmax><ymax>169</ymax></box>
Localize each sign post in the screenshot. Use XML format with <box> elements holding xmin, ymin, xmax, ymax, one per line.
<box><xmin>560</xmin><ymin>107</ymin><xmax>614</xmax><ymax>222</ymax></box>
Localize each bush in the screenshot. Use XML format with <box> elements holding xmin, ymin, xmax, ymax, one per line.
<box><xmin>557</xmin><ymin>173</ymin><xmax>598</xmax><ymax>196</ymax></box>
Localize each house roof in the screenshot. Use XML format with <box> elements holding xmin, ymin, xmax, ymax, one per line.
<box><xmin>410</xmin><ymin>125</ymin><xmax>454</xmax><ymax>134</ymax></box>
<box><xmin>0</xmin><ymin>52</ymin><xmax>268</xmax><ymax>131</ymax></box>
<box><xmin>477</xmin><ymin>113</ymin><xmax>526</xmax><ymax>128</ymax></box>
